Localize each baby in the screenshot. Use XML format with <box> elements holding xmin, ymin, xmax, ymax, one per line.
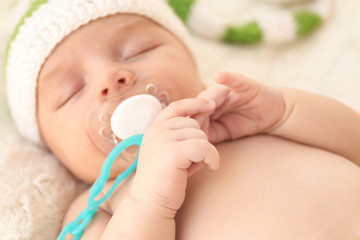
<box><xmin>5</xmin><ymin>0</ymin><xmax>360</xmax><ymax>239</ymax></box>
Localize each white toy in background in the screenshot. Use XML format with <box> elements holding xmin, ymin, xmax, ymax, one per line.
<box><xmin>167</xmin><ymin>0</ymin><xmax>332</xmax><ymax>45</ymax></box>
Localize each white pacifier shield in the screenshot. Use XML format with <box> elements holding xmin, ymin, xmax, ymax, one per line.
<box><xmin>111</xmin><ymin>94</ymin><xmax>163</xmax><ymax>140</ymax></box>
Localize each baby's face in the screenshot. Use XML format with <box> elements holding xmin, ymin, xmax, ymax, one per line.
<box><xmin>37</xmin><ymin>14</ymin><xmax>204</xmax><ymax>183</ymax></box>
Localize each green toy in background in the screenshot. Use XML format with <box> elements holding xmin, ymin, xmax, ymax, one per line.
<box><xmin>168</xmin><ymin>0</ymin><xmax>332</xmax><ymax>45</ymax></box>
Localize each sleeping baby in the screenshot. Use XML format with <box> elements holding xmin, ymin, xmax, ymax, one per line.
<box><xmin>5</xmin><ymin>0</ymin><xmax>360</xmax><ymax>239</ymax></box>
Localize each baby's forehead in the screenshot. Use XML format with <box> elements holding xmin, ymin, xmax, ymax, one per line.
<box><xmin>89</xmin><ymin>14</ymin><xmax>150</xmax><ymax>28</ymax></box>
<box><xmin>38</xmin><ymin>14</ymin><xmax>165</xmax><ymax>80</ymax></box>
<box><xmin>80</xmin><ymin>14</ymin><xmax>161</xmax><ymax>34</ymax></box>
<box><xmin>50</xmin><ymin>14</ymin><xmax>164</xmax><ymax>54</ymax></box>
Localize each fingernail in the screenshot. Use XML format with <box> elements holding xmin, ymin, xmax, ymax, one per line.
<box><xmin>200</xmin><ymin>97</ymin><xmax>215</xmax><ymax>105</ymax></box>
<box><xmin>206</xmin><ymin>100</ymin><xmax>216</xmax><ymax>109</ymax></box>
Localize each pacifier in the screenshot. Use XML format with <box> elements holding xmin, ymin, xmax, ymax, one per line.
<box><xmin>110</xmin><ymin>94</ymin><xmax>163</xmax><ymax>140</ymax></box>
<box><xmin>58</xmin><ymin>91</ymin><xmax>164</xmax><ymax>240</ymax></box>
<box><xmin>86</xmin><ymin>83</ymin><xmax>169</xmax><ymax>161</ymax></box>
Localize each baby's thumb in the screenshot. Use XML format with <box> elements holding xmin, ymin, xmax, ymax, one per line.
<box><xmin>214</xmin><ymin>71</ymin><xmax>253</xmax><ymax>91</ymax></box>
<box><xmin>187</xmin><ymin>162</ymin><xmax>206</xmax><ymax>177</ymax></box>
<box><xmin>193</xmin><ymin>113</ymin><xmax>210</xmax><ymax>134</ymax></box>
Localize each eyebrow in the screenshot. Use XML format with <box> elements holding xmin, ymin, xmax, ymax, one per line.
<box><xmin>38</xmin><ymin>62</ymin><xmax>77</xmax><ymax>94</ymax></box>
<box><xmin>39</xmin><ymin>63</ymin><xmax>66</xmax><ymax>87</ymax></box>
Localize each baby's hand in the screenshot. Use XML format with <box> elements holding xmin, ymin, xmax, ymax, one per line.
<box><xmin>129</xmin><ymin>98</ymin><xmax>220</xmax><ymax>217</ymax></box>
<box><xmin>197</xmin><ymin>71</ymin><xmax>285</xmax><ymax>143</ymax></box>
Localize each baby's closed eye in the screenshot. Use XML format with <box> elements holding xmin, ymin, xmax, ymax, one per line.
<box><xmin>56</xmin><ymin>75</ymin><xmax>85</xmax><ymax>109</ymax></box>
<box><xmin>122</xmin><ymin>42</ymin><xmax>161</xmax><ymax>61</ymax></box>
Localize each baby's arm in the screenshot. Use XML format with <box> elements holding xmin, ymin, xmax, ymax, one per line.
<box><xmin>62</xmin><ymin>189</ymin><xmax>175</xmax><ymax>240</ymax></box>
<box><xmin>269</xmin><ymin>87</ymin><xmax>360</xmax><ymax>166</ymax></box>
<box><xmin>197</xmin><ymin>71</ymin><xmax>360</xmax><ymax>166</ymax></box>
<box><xmin>62</xmin><ymin>98</ymin><xmax>219</xmax><ymax>239</ymax></box>
<box><xmin>100</xmin><ymin>196</ymin><xmax>175</xmax><ymax>239</ymax></box>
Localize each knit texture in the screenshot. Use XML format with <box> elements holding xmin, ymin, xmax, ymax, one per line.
<box><xmin>5</xmin><ymin>0</ymin><xmax>192</xmax><ymax>147</ymax></box>
<box><xmin>168</xmin><ymin>0</ymin><xmax>331</xmax><ymax>44</ymax></box>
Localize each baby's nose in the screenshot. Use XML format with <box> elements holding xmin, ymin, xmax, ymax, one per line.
<box><xmin>99</xmin><ymin>69</ymin><xmax>135</xmax><ymax>98</ymax></box>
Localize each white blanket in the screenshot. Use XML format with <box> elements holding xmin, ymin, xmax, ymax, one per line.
<box><xmin>0</xmin><ymin>0</ymin><xmax>359</xmax><ymax>239</ymax></box>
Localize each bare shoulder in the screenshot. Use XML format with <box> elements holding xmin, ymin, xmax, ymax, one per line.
<box><xmin>62</xmin><ymin>185</ymin><xmax>113</xmax><ymax>239</ymax></box>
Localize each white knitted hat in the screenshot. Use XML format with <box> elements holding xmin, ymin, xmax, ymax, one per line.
<box><xmin>5</xmin><ymin>0</ymin><xmax>192</xmax><ymax>147</ymax></box>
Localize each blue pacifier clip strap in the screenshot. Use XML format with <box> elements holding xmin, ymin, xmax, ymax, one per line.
<box><xmin>57</xmin><ymin>134</ymin><xmax>143</xmax><ymax>240</ymax></box>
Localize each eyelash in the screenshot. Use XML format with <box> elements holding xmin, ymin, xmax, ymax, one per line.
<box><xmin>58</xmin><ymin>82</ymin><xmax>85</xmax><ymax>109</ymax></box>
<box><xmin>58</xmin><ymin>44</ymin><xmax>160</xmax><ymax>108</ymax></box>
<box><xmin>124</xmin><ymin>44</ymin><xmax>160</xmax><ymax>60</ymax></box>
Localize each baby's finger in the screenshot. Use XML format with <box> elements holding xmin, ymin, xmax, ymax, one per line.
<box><xmin>187</xmin><ymin>162</ymin><xmax>206</xmax><ymax>177</ymax></box>
<box><xmin>156</xmin><ymin>98</ymin><xmax>215</xmax><ymax>122</ymax></box>
<box><xmin>176</xmin><ymin>139</ymin><xmax>220</xmax><ymax>171</ymax></box>
<box><xmin>165</xmin><ymin>117</ymin><xmax>201</xmax><ymax>130</ymax></box>
<box><xmin>192</xmin><ymin>113</ymin><xmax>210</xmax><ymax>132</ymax></box>
<box><xmin>172</xmin><ymin>128</ymin><xmax>208</xmax><ymax>141</ymax></box>
<box><xmin>197</xmin><ymin>83</ymin><xmax>231</xmax><ymax>108</ymax></box>
<box><xmin>214</xmin><ymin>71</ymin><xmax>256</xmax><ymax>92</ymax></box>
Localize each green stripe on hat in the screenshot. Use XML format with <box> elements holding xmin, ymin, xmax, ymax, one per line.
<box><xmin>294</xmin><ymin>10</ymin><xmax>322</xmax><ymax>38</ymax></box>
<box><xmin>223</xmin><ymin>22</ymin><xmax>263</xmax><ymax>44</ymax></box>
<box><xmin>167</xmin><ymin>0</ymin><xmax>196</xmax><ymax>23</ymax></box>
<box><xmin>4</xmin><ymin>0</ymin><xmax>48</xmax><ymax>69</ymax></box>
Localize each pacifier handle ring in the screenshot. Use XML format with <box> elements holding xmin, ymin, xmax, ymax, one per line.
<box><xmin>57</xmin><ymin>134</ymin><xmax>143</xmax><ymax>240</ymax></box>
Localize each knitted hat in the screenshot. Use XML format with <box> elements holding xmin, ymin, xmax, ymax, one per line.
<box><xmin>5</xmin><ymin>0</ymin><xmax>192</xmax><ymax>147</ymax></box>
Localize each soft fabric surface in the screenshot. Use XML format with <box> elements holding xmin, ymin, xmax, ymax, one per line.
<box><xmin>0</xmin><ymin>0</ymin><xmax>359</xmax><ymax>239</ymax></box>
